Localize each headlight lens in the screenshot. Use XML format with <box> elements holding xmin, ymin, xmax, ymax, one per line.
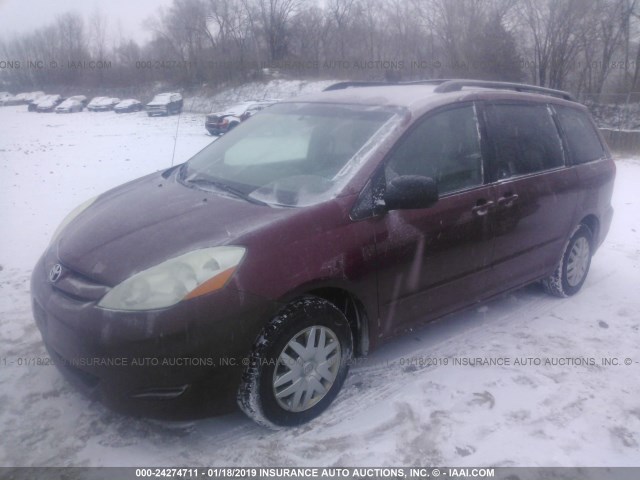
<box><xmin>50</xmin><ymin>196</ymin><xmax>97</xmax><ymax>244</ymax></box>
<box><xmin>97</xmin><ymin>246</ymin><xmax>245</xmax><ymax>311</ymax></box>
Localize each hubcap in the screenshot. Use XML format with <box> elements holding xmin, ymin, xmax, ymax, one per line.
<box><xmin>272</xmin><ymin>326</ymin><xmax>341</xmax><ymax>413</ymax></box>
<box><xmin>566</xmin><ymin>236</ymin><xmax>590</xmax><ymax>287</ymax></box>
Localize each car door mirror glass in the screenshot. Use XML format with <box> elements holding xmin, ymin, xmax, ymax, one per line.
<box><xmin>384</xmin><ymin>175</ymin><xmax>438</xmax><ymax>211</ymax></box>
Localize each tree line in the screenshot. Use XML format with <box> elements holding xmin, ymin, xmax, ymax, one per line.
<box><xmin>1</xmin><ymin>0</ymin><xmax>640</xmax><ymax>96</ymax></box>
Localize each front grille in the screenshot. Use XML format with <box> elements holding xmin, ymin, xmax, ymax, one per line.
<box><xmin>48</xmin><ymin>262</ymin><xmax>110</xmax><ymax>302</ymax></box>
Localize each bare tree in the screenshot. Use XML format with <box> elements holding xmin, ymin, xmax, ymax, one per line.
<box><xmin>249</xmin><ymin>0</ymin><xmax>302</xmax><ymax>62</ymax></box>
<box><xmin>518</xmin><ymin>0</ymin><xmax>591</xmax><ymax>89</ymax></box>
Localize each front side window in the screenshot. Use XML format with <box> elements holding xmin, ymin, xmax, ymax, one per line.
<box><xmin>183</xmin><ymin>102</ymin><xmax>402</xmax><ymax>207</ymax></box>
<box><xmin>385</xmin><ymin>104</ymin><xmax>484</xmax><ymax>195</ymax></box>
<box><xmin>484</xmin><ymin>103</ymin><xmax>564</xmax><ymax>179</ymax></box>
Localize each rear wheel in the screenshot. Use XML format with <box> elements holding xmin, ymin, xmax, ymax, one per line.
<box><xmin>543</xmin><ymin>224</ymin><xmax>593</xmax><ymax>297</ymax></box>
<box><xmin>238</xmin><ymin>296</ymin><xmax>353</xmax><ymax>428</ymax></box>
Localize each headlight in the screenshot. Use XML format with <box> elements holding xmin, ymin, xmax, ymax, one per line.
<box><xmin>98</xmin><ymin>246</ymin><xmax>246</xmax><ymax>311</ymax></box>
<box><xmin>50</xmin><ymin>196</ymin><xmax>97</xmax><ymax>244</ymax></box>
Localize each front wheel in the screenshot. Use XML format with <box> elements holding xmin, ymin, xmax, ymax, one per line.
<box><xmin>238</xmin><ymin>296</ymin><xmax>353</xmax><ymax>428</ymax></box>
<box><xmin>542</xmin><ymin>224</ymin><xmax>593</xmax><ymax>297</ymax></box>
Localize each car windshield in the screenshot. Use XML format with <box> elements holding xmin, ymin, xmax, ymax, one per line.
<box><xmin>182</xmin><ymin>102</ymin><xmax>402</xmax><ymax>207</ymax></box>
<box><xmin>152</xmin><ymin>94</ymin><xmax>171</xmax><ymax>102</ymax></box>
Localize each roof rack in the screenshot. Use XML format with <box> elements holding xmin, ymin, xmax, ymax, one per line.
<box><xmin>433</xmin><ymin>79</ymin><xmax>575</xmax><ymax>101</ymax></box>
<box><xmin>323</xmin><ymin>79</ymin><xmax>450</xmax><ymax>91</ymax></box>
<box><xmin>323</xmin><ymin>81</ymin><xmax>395</xmax><ymax>91</ymax></box>
<box><xmin>323</xmin><ymin>78</ymin><xmax>576</xmax><ymax>101</ymax></box>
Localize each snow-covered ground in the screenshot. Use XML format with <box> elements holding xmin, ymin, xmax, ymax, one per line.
<box><xmin>0</xmin><ymin>105</ymin><xmax>639</xmax><ymax>467</ymax></box>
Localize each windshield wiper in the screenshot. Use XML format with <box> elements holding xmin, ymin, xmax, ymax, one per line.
<box><xmin>185</xmin><ymin>176</ymin><xmax>269</xmax><ymax>207</ymax></box>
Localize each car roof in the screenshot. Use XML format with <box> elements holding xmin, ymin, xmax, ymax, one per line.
<box><xmin>287</xmin><ymin>80</ymin><xmax>584</xmax><ymax>115</ymax></box>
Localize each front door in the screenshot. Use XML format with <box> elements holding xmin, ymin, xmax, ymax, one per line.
<box><xmin>373</xmin><ymin>103</ymin><xmax>496</xmax><ymax>336</ymax></box>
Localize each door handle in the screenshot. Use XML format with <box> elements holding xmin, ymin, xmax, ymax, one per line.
<box><xmin>497</xmin><ymin>193</ymin><xmax>519</xmax><ymax>207</ymax></box>
<box><xmin>471</xmin><ymin>200</ymin><xmax>494</xmax><ymax>216</ymax></box>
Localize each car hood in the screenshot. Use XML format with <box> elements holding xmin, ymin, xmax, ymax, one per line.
<box><xmin>147</xmin><ymin>100</ymin><xmax>170</xmax><ymax>106</ymax></box>
<box><xmin>38</xmin><ymin>101</ymin><xmax>56</xmax><ymax>107</ymax></box>
<box><xmin>55</xmin><ymin>169</ymin><xmax>296</xmax><ymax>286</ymax></box>
<box><xmin>208</xmin><ymin>112</ymin><xmax>229</xmax><ymax>119</ymax></box>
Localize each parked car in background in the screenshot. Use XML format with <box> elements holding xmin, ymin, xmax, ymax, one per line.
<box><xmin>30</xmin><ymin>80</ymin><xmax>615</xmax><ymax>427</ymax></box>
<box><xmin>67</xmin><ymin>95</ymin><xmax>88</xmax><ymax>106</ymax></box>
<box><xmin>55</xmin><ymin>98</ymin><xmax>85</xmax><ymax>113</ymax></box>
<box><xmin>22</xmin><ymin>91</ymin><xmax>46</xmax><ymax>109</ymax></box>
<box><xmin>0</xmin><ymin>92</ymin><xmax>12</xmax><ymax>104</ymax></box>
<box><xmin>205</xmin><ymin>100</ymin><xmax>276</xmax><ymax>135</ymax></box>
<box><xmin>35</xmin><ymin>94</ymin><xmax>63</xmax><ymax>112</ymax></box>
<box><xmin>25</xmin><ymin>91</ymin><xmax>45</xmax><ymax>103</ymax></box>
<box><xmin>146</xmin><ymin>92</ymin><xmax>183</xmax><ymax>116</ymax></box>
<box><xmin>0</xmin><ymin>95</ymin><xmax>20</xmax><ymax>107</ymax></box>
<box><xmin>1</xmin><ymin>94</ymin><xmax>23</xmax><ymax>106</ymax></box>
<box><xmin>114</xmin><ymin>99</ymin><xmax>144</xmax><ymax>113</ymax></box>
<box><xmin>28</xmin><ymin>93</ymin><xmax>56</xmax><ymax>112</ymax></box>
<box><xmin>12</xmin><ymin>92</ymin><xmax>31</xmax><ymax>104</ymax></box>
<box><xmin>87</xmin><ymin>97</ymin><xmax>120</xmax><ymax>112</ymax></box>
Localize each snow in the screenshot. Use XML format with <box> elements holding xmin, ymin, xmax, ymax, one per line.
<box><xmin>186</xmin><ymin>79</ymin><xmax>338</xmax><ymax>113</ymax></box>
<box><xmin>1</xmin><ymin>104</ymin><xmax>640</xmax><ymax>467</ymax></box>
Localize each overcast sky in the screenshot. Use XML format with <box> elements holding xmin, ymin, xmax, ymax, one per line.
<box><xmin>0</xmin><ymin>0</ymin><xmax>175</xmax><ymax>44</ymax></box>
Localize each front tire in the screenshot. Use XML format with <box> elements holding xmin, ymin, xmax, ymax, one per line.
<box><xmin>543</xmin><ymin>224</ymin><xmax>593</xmax><ymax>297</ymax></box>
<box><xmin>238</xmin><ymin>296</ymin><xmax>353</xmax><ymax>428</ymax></box>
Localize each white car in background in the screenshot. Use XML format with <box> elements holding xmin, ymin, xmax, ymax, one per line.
<box><xmin>35</xmin><ymin>94</ymin><xmax>63</xmax><ymax>112</ymax></box>
<box><xmin>55</xmin><ymin>97</ymin><xmax>86</xmax><ymax>113</ymax></box>
<box><xmin>146</xmin><ymin>92</ymin><xmax>183</xmax><ymax>116</ymax></box>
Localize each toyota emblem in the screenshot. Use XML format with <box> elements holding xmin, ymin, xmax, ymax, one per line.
<box><xmin>49</xmin><ymin>264</ymin><xmax>63</xmax><ymax>283</ymax></box>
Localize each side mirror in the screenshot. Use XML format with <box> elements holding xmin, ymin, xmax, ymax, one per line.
<box><xmin>384</xmin><ymin>175</ymin><xmax>439</xmax><ymax>211</ymax></box>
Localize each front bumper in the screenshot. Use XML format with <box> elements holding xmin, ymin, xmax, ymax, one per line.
<box><xmin>31</xmin><ymin>251</ymin><xmax>278</xmax><ymax>419</ymax></box>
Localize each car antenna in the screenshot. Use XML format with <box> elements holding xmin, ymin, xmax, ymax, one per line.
<box><xmin>170</xmin><ymin>107</ymin><xmax>182</xmax><ymax>167</ymax></box>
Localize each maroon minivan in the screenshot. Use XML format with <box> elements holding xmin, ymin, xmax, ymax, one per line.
<box><xmin>31</xmin><ymin>80</ymin><xmax>615</xmax><ymax>427</ymax></box>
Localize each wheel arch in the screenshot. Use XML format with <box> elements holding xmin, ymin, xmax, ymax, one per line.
<box><xmin>278</xmin><ymin>285</ymin><xmax>371</xmax><ymax>357</ymax></box>
<box><xmin>578</xmin><ymin>214</ymin><xmax>600</xmax><ymax>249</ymax></box>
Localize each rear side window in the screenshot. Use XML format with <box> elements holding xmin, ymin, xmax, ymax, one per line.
<box><xmin>555</xmin><ymin>106</ymin><xmax>605</xmax><ymax>164</ymax></box>
<box><xmin>484</xmin><ymin>103</ymin><xmax>564</xmax><ymax>179</ymax></box>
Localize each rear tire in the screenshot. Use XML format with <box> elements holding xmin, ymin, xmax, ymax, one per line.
<box><xmin>238</xmin><ymin>296</ymin><xmax>353</xmax><ymax>428</ymax></box>
<box><xmin>542</xmin><ymin>224</ymin><xmax>593</xmax><ymax>297</ymax></box>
